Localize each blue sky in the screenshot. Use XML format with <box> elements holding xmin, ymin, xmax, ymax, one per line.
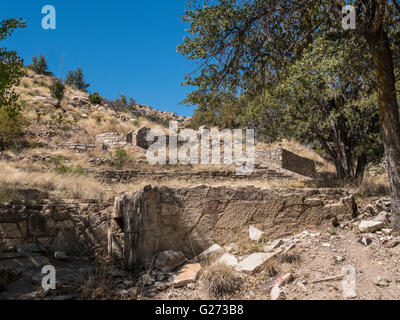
<box><xmin>2</xmin><ymin>1</ymin><xmax>196</xmax><ymax>116</ymax></box>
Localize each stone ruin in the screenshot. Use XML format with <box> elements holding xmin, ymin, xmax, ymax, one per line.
<box><xmin>108</xmin><ymin>185</ymin><xmax>357</xmax><ymax>269</ymax></box>
<box><xmin>1</xmin><ymin>186</ymin><xmax>357</xmax><ymax>271</ymax></box>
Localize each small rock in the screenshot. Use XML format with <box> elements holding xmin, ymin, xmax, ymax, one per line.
<box><xmin>249</xmin><ymin>226</ymin><xmax>266</xmax><ymax>242</ymax></box>
<box><xmin>358</xmin><ymin>220</ymin><xmax>383</xmax><ymax>233</ymax></box>
<box><xmin>358</xmin><ymin>236</ymin><xmax>372</xmax><ymax>246</ymax></box>
<box><xmin>375</xmin><ymin>276</ymin><xmax>391</xmax><ymax>287</ymax></box>
<box><xmin>271</xmin><ymin>286</ymin><xmax>286</xmax><ymax>300</ymax></box>
<box><xmin>54</xmin><ymin>251</ymin><xmax>68</xmax><ymax>261</ymax></box>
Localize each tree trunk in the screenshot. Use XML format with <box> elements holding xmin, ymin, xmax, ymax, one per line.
<box><xmin>365</xmin><ymin>29</ymin><xmax>400</xmax><ymax>230</ymax></box>
<box><xmin>355</xmin><ymin>153</ymin><xmax>367</xmax><ymax>185</ymax></box>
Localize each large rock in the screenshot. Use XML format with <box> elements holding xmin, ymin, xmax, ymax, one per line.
<box><xmin>173</xmin><ymin>263</ymin><xmax>202</xmax><ymax>288</ymax></box>
<box><xmin>249</xmin><ymin>226</ymin><xmax>266</xmax><ymax>242</ymax></box>
<box><xmin>358</xmin><ymin>220</ymin><xmax>383</xmax><ymax>233</ymax></box>
<box><xmin>198</xmin><ymin>244</ymin><xmax>225</xmax><ymax>262</ymax></box>
<box><xmin>235</xmin><ymin>252</ymin><xmax>276</xmax><ymax>274</ymax></box>
<box><xmin>155</xmin><ymin>251</ymin><xmax>187</xmax><ymax>272</ymax></box>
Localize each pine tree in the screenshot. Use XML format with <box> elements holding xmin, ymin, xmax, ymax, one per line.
<box><xmin>65</xmin><ymin>68</ymin><xmax>90</xmax><ymax>92</ymax></box>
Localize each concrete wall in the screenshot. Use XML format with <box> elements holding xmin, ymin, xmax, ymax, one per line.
<box><xmin>109</xmin><ymin>186</ymin><xmax>357</xmax><ymax>269</ymax></box>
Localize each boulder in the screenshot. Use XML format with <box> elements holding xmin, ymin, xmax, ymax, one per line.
<box><xmin>198</xmin><ymin>244</ymin><xmax>225</xmax><ymax>262</ymax></box>
<box><xmin>358</xmin><ymin>220</ymin><xmax>383</xmax><ymax>233</ymax></box>
<box><xmin>155</xmin><ymin>251</ymin><xmax>187</xmax><ymax>272</ymax></box>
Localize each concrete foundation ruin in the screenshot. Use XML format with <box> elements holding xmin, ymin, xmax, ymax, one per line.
<box><xmin>108</xmin><ymin>185</ymin><xmax>357</xmax><ymax>269</ymax></box>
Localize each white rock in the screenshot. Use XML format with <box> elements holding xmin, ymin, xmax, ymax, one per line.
<box><xmin>358</xmin><ymin>220</ymin><xmax>383</xmax><ymax>233</ymax></box>
<box><xmin>235</xmin><ymin>252</ymin><xmax>275</xmax><ymax>274</ymax></box>
<box><xmin>198</xmin><ymin>244</ymin><xmax>225</xmax><ymax>262</ymax></box>
<box><xmin>249</xmin><ymin>226</ymin><xmax>266</xmax><ymax>242</ymax></box>
<box><xmin>271</xmin><ymin>286</ymin><xmax>286</xmax><ymax>300</ymax></box>
<box><xmin>263</xmin><ymin>239</ymin><xmax>284</xmax><ymax>252</ymax></box>
<box><xmin>215</xmin><ymin>253</ymin><xmax>238</xmax><ymax>267</ymax></box>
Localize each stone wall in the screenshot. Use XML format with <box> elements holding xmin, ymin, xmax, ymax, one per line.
<box><xmin>0</xmin><ymin>193</ymin><xmax>113</xmax><ymax>258</ymax></box>
<box><xmin>109</xmin><ymin>186</ymin><xmax>357</xmax><ymax>269</ymax></box>
<box><xmin>94</xmin><ymin>167</ymin><xmax>305</xmax><ymax>184</ymax></box>
<box><xmin>255</xmin><ymin>149</ymin><xmax>316</xmax><ymax>177</ymax></box>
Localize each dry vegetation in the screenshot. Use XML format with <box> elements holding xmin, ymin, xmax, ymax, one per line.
<box><xmin>199</xmin><ymin>263</ymin><xmax>242</xmax><ymax>298</ymax></box>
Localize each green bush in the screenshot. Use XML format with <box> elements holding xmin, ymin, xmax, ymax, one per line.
<box><xmin>49</xmin><ymin>80</ymin><xmax>65</xmax><ymax>104</ymax></box>
<box><xmin>0</xmin><ymin>109</ymin><xmax>26</xmax><ymax>151</ymax></box>
<box><xmin>113</xmin><ymin>148</ymin><xmax>128</xmax><ymax>169</ymax></box>
<box><xmin>89</xmin><ymin>92</ymin><xmax>103</xmax><ymax>105</ymax></box>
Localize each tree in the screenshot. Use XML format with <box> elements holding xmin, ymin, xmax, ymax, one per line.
<box><xmin>179</xmin><ymin>0</ymin><xmax>400</xmax><ymax>230</ymax></box>
<box><xmin>0</xmin><ymin>18</ymin><xmax>26</xmax><ymax>150</ymax></box>
<box><xmin>89</xmin><ymin>92</ymin><xmax>103</xmax><ymax>105</ymax></box>
<box><xmin>31</xmin><ymin>54</ymin><xmax>52</xmax><ymax>75</ymax></box>
<box><xmin>49</xmin><ymin>80</ymin><xmax>65</xmax><ymax>106</ymax></box>
<box><xmin>251</xmin><ymin>37</ymin><xmax>384</xmax><ymax>182</ymax></box>
<box><xmin>65</xmin><ymin>68</ymin><xmax>90</xmax><ymax>92</ymax></box>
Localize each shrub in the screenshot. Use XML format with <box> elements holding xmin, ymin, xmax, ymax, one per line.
<box><xmin>113</xmin><ymin>148</ymin><xmax>128</xmax><ymax>169</ymax></box>
<box><xmin>49</xmin><ymin>80</ymin><xmax>65</xmax><ymax>104</ymax></box>
<box><xmin>30</xmin><ymin>55</ymin><xmax>52</xmax><ymax>75</ymax></box>
<box><xmin>356</xmin><ymin>177</ymin><xmax>389</xmax><ymax>196</ymax></box>
<box><xmin>65</xmin><ymin>68</ymin><xmax>90</xmax><ymax>92</ymax></box>
<box><xmin>0</xmin><ymin>108</ymin><xmax>26</xmax><ymax>151</ymax></box>
<box><xmin>89</xmin><ymin>92</ymin><xmax>103</xmax><ymax>105</ymax></box>
<box><xmin>200</xmin><ymin>263</ymin><xmax>242</xmax><ymax>298</ymax></box>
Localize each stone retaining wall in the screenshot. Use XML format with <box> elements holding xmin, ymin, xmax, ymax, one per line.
<box><xmin>109</xmin><ymin>186</ymin><xmax>357</xmax><ymax>269</ymax></box>
<box><xmin>94</xmin><ymin>167</ymin><xmax>305</xmax><ymax>184</ymax></box>
<box><xmin>0</xmin><ymin>194</ymin><xmax>113</xmax><ymax>258</ymax></box>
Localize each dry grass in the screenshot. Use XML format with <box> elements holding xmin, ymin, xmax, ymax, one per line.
<box><xmin>276</xmin><ymin>251</ymin><xmax>302</xmax><ymax>264</ymax></box>
<box><xmin>351</xmin><ymin>175</ymin><xmax>390</xmax><ymax>197</ymax></box>
<box><xmin>199</xmin><ymin>263</ymin><xmax>242</xmax><ymax>298</ymax></box>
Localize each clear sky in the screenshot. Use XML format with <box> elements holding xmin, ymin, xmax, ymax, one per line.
<box><xmin>2</xmin><ymin>1</ymin><xmax>196</xmax><ymax>116</ymax></box>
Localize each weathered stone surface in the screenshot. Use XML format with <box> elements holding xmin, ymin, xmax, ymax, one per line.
<box><xmin>0</xmin><ymin>256</ymin><xmax>49</xmax><ymax>270</ymax></box>
<box><xmin>111</xmin><ymin>186</ymin><xmax>357</xmax><ymax>269</ymax></box>
<box><xmin>235</xmin><ymin>252</ymin><xmax>275</xmax><ymax>274</ymax></box>
<box><xmin>358</xmin><ymin>220</ymin><xmax>383</xmax><ymax>233</ymax></box>
<box><xmin>155</xmin><ymin>251</ymin><xmax>187</xmax><ymax>272</ymax></box>
<box><xmin>173</xmin><ymin>263</ymin><xmax>202</xmax><ymax>288</ymax></box>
